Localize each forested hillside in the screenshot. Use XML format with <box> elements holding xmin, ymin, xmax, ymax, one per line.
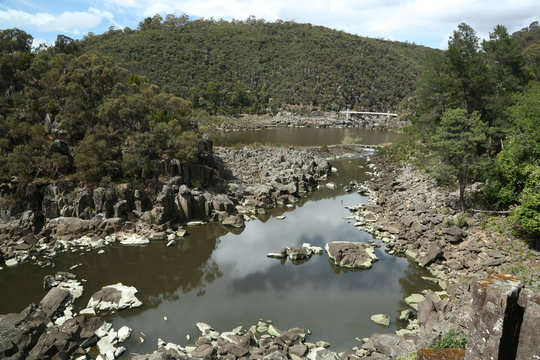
<box><xmin>81</xmin><ymin>15</ymin><xmax>432</xmax><ymax>113</ymax></box>
<box><xmin>0</xmin><ymin>29</ymin><xmax>201</xmax><ymax>186</ymax></box>
<box><xmin>401</xmin><ymin>21</ymin><xmax>540</xmax><ymax>238</ymax></box>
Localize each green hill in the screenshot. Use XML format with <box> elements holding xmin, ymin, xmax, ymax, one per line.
<box><xmin>81</xmin><ymin>15</ymin><xmax>433</xmax><ymax>113</ymax></box>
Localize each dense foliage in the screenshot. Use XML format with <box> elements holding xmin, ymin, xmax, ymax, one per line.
<box><xmin>411</xmin><ymin>21</ymin><xmax>539</xmax><ymax>237</ymax></box>
<box><xmin>0</xmin><ymin>29</ymin><xmax>200</xmax><ymax>185</ymax></box>
<box><xmin>80</xmin><ymin>15</ymin><xmax>431</xmax><ymax>114</ymax></box>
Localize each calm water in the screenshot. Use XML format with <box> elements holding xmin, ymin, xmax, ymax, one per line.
<box><xmin>0</xmin><ymin>129</ymin><xmax>435</xmax><ymax>355</ymax></box>
<box><xmin>213</xmin><ymin>127</ymin><xmax>402</xmax><ymax>147</ymax></box>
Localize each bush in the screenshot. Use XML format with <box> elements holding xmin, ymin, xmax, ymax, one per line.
<box><xmin>431</xmin><ymin>330</ymin><xmax>467</xmax><ymax>349</ymax></box>
<box><xmin>456</xmin><ymin>213</ymin><xmax>469</xmax><ymax>228</ymax></box>
<box><xmin>321</xmin><ymin>144</ymin><xmax>329</xmax><ymax>152</ymax></box>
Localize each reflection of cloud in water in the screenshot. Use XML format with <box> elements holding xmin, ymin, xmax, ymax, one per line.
<box><xmin>213</xmin><ymin>193</ymin><xmax>369</xmax><ymax>279</ymax></box>
<box><xmin>230</xmin><ymin>250</ymin><xmax>410</xmax><ymax>296</ymax></box>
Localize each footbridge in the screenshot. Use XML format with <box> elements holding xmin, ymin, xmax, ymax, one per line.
<box><xmin>339</xmin><ymin>110</ymin><xmax>398</xmax><ymax>120</ymax></box>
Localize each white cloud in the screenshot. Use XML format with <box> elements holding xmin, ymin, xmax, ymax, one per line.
<box><xmin>3</xmin><ymin>0</ymin><xmax>539</xmax><ymax>48</ymax></box>
<box><xmin>0</xmin><ymin>7</ymin><xmax>107</xmax><ymax>34</ymax></box>
<box><xmin>131</xmin><ymin>0</ymin><xmax>539</xmax><ymax>48</ymax></box>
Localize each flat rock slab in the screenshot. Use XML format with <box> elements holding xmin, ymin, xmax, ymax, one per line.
<box><xmin>325</xmin><ymin>241</ymin><xmax>378</xmax><ymax>269</ymax></box>
<box><xmin>85</xmin><ymin>283</ymin><xmax>142</xmax><ymax>312</ymax></box>
<box><xmin>370</xmin><ymin>314</ymin><xmax>390</xmax><ymax>327</ymax></box>
<box><xmin>118</xmin><ymin>234</ymin><xmax>149</xmax><ymax>245</ymax></box>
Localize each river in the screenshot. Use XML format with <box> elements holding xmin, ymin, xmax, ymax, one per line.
<box><xmin>0</xmin><ymin>128</ymin><xmax>436</xmax><ymax>356</ymax></box>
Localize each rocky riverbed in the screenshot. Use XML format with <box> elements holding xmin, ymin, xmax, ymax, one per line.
<box><xmin>0</xmin><ymin>144</ymin><xmax>334</xmax><ymax>271</ymax></box>
<box><xmin>1</xmin><ymin>139</ymin><xmax>539</xmax><ymax>359</ymax></box>
<box><xmin>200</xmin><ymin>112</ymin><xmax>410</xmax><ymax>133</ymax></box>
<box><xmin>341</xmin><ymin>153</ymin><xmax>540</xmax><ymax>359</ymax></box>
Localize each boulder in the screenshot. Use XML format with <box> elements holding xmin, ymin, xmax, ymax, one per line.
<box><xmin>222</xmin><ymin>215</ymin><xmax>245</xmax><ymax>228</ymax></box>
<box><xmin>465</xmin><ymin>274</ymin><xmax>523</xmax><ymax>360</ymax></box>
<box><xmin>288</xmin><ymin>246</ymin><xmax>310</xmax><ymax>261</ymax></box>
<box><xmin>418</xmin><ymin>243</ymin><xmax>443</xmax><ymax>267</ymax></box>
<box><xmin>119</xmin><ymin>234</ymin><xmax>150</xmax><ymax>246</ymax></box>
<box><xmin>515</xmin><ymin>288</ymin><xmax>540</xmax><ymax>360</ymax></box>
<box><xmin>443</xmin><ymin>228</ymin><xmax>466</xmax><ymax>244</ymax></box>
<box><xmin>73</xmin><ymin>190</ymin><xmax>94</xmax><ymax>219</ymax></box>
<box><xmin>370</xmin><ymin>314</ymin><xmax>390</xmax><ymax>327</ymax></box>
<box><xmin>85</xmin><ymin>283</ymin><xmax>142</xmax><ymax>312</ymax></box>
<box><xmin>371</xmin><ymin>334</ymin><xmax>416</xmax><ymax>359</ymax></box>
<box><xmin>190</xmin><ymin>343</ymin><xmax>216</xmax><ymax>359</ymax></box>
<box><xmin>53</xmin><ymin>217</ymin><xmax>89</xmax><ymax>237</ymax></box>
<box><xmin>306</xmin><ymin>347</ymin><xmax>340</xmax><ymax>360</ymax></box>
<box><xmin>325</xmin><ymin>241</ymin><xmax>379</xmax><ymax>268</ymax></box>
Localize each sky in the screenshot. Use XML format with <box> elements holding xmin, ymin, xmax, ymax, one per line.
<box><xmin>0</xmin><ymin>0</ymin><xmax>538</xmax><ymax>49</ymax></box>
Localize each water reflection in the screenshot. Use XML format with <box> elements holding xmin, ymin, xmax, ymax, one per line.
<box><xmin>213</xmin><ymin>128</ymin><xmax>402</xmax><ymax>147</ymax></box>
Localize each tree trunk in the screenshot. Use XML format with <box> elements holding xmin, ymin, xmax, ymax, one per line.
<box><xmin>459</xmin><ymin>179</ymin><xmax>466</xmax><ymax>212</ymax></box>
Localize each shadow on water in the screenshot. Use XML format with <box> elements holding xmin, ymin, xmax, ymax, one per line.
<box><xmin>0</xmin><ymin>147</ymin><xmax>438</xmax><ymax>355</ymax></box>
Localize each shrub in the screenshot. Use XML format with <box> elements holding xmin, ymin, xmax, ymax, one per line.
<box><xmin>456</xmin><ymin>213</ymin><xmax>468</xmax><ymax>228</ymax></box>
<box><xmin>431</xmin><ymin>330</ymin><xmax>467</xmax><ymax>349</ymax></box>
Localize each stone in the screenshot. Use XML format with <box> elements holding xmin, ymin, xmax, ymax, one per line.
<box><xmin>119</xmin><ymin>234</ymin><xmax>150</xmax><ymax>245</ymax></box>
<box><xmin>516</xmin><ymin>288</ymin><xmax>540</xmax><ymax>359</ymax></box>
<box><xmin>196</xmin><ymin>322</ymin><xmax>213</xmax><ymax>334</ymax></box>
<box><xmin>419</xmin><ymin>243</ymin><xmax>443</xmax><ymax>267</ymax></box>
<box><xmin>443</xmin><ymin>228</ymin><xmax>466</xmax><ymax>243</ymax></box>
<box><xmin>325</xmin><ymin>241</ymin><xmax>378</xmax><ymax>268</ymax></box>
<box><xmin>417</xmin><ymin>299</ymin><xmax>435</xmax><ymax>326</ymax></box>
<box><xmin>267</xmin><ymin>252</ymin><xmax>287</xmax><ymax>259</ymax></box>
<box><xmin>404</xmin><ymin>293</ymin><xmax>425</xmax><ymax>311</ymax></box>
<box><xmin>288</xmin><ymin>246</ymin><xmax>311</xmax><ymax>261</ymax></box>
<box><xmin>306</xmin><ymin>347</ymin><xmax>340</xmax><ymax>360</ymax></box>
<box><xmin>267</xmin><ymin>325</ymin><xmax>282</xmax><ymax>337</ymax></box>
<box><xmin>222</xmin><ymin>215</ymin><xmax>245</xmax><ymax>228</ymax></box>
<box><xmin>289</xmin><ymin>344</ymin><xmax>308</xmax><ymax>358</ymax></box>
<box><xmin>325</xmin><ymin>183</ymin><xmax>337</xmax><ymax>189</ymax></box>
<box><xmin>370</xmin><ymin>314</ymin><xmax>390</xmax><ymax>327</ymax></box>
<box><xmin>263</xmin><ymin>351</ymin><xmax>288</xmax><ymax>360</ymax></box>
<box><xmin>117</xmin><ymin>326</ymin><xmax>132</xmax><ymax>342</ymax></box>
<box><xmin>149</xmin><ymin>232</ymin><xmax>167</xmax><ymax>241</ymax></box>
<box><xmin>465</xmin><ymin>274</ymin><xmax>523</xmax><ymax>360</ymax></box>
<box><xmin>5</xmin><ymin>258</ymin><xmax>18</xmax><ymax>267</ymax></box>
<box><xmin>86</xmin><ymin>283</ymin><xmax>142</xmax><ymax>311</ymax></box>
<box><xmin>399</xmin><ymin>309</ymin><xmax>413</xmax><ymax>321</ymax></box>
<box><xmin>190</xmin><ymin>343</ymin><xmax>216</xmax><ymax>359</ymax></box>
<box><xmin>371</xmin><ymin>334</ymin><xmax>416</xmax><ymax>359</ymax></box>
<box><xmin>315</xmin><ymin>341</ymin><xmax>331</xmax><ymax>348</ymax></box>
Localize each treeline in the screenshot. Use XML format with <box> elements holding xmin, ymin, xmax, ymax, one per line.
<box><xmin>0</xmin><ymin>29</ymin><xmax>201</xmax><ymax>185</ymax></box>
<box><xmin>80</xmin><ymin>15</ymin><xmax>431</xmax><ymax>114</ymax></box>
<box><xmin>409</xmin><ymin>21</ymin><xmax>539</xmax><ymax>237</ymax></box>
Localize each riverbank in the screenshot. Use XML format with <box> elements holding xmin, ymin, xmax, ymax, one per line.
<box><xmin>349</xmin><ymin>152</ymin><xmax>540</xmax><ymax>359</ymax></box>
<box><xmin>199</xmin><ymin>112</ymin><xmax>411</xmax><ymax>133</ymax></box>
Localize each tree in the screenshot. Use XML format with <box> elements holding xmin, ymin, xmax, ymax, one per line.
<box><xmin>414</xmin><ymin>50</ymin><xmax>452</xmax><ymax>129</ymax></box>
<box><xmin>433</xmin><ymin>108</ymin><xmax>488</xmax><ymax>211</ymax></box>
<box><xmin>0</xmin><ymin>28</ymin><xmax>33</xmax><ymax>54</ymax></box>
<box><xmin>446</xmin><ymin>23</ymin><xmax>486</xmax><ymax>113</ymax></box>
<box><xmin>482</xmin><ymin>25</ymin><xmax>527</xmax><ymax>148</ymax></box>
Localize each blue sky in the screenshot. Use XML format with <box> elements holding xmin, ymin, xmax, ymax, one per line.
<box><xmin>1</xmin><ymin>0</ymin><xmax>538</xmax><ymax>49</ymax></box>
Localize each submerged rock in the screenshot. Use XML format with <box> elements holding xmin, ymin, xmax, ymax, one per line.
<box><xmin>325</xmin><ymin>241</ymin><xmax>379</xmax><ymax>268</ymax></box>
